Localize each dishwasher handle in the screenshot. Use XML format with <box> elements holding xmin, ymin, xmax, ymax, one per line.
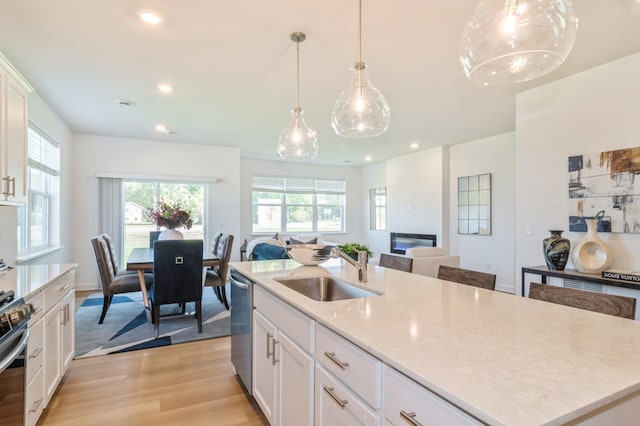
<box><xmin>230</xmin><ymin>271</ymin><xmax>254</xmax><ymax>289</ymax></box>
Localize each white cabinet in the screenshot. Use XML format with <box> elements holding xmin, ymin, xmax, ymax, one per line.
<box><xmin>43</xmin><ymin>300</ymin><xmax>61</xmax><ymax>404</ymax></box>
<box><xmin>383</xmin><ymin>366</ymin><xmax>480</xmax><ymax>426</ymax></box>
<box><xmin>24</xmin><ymin>269</ymin><xmax>75</xmax><ymax>424</ymax></box>
<box><xmin>25</xmin><ymin>306</ymin><xmax>45</xmax><ymax>426</ymax></box>
<box><xmin>0</xmin><ymin>54</ymin><xmax>31</xmax><ymax>204</ymax></box>
<box><xmin>253</xmin><ymin>310</ymin><xmax>278</xmax><ymax>424</ymax></box>
<box><xmin>60</xmin><ymin>289</ymin><xmax>75</xmax><ymax>372</ymax></box>
<box><xmin>253</xmin><ymin>286</ymin><xmax>315</xmax><ymax>426</ymax></box>
<box><xmin>315</xmin><ymin>363</ymin><xmax>380</xmax><ymax>426</ymax></box>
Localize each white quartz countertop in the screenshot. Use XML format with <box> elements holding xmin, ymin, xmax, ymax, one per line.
<box><xmin>231</xmin><ymin>259</ymin><xmax>640</xmax><ymax>426</ymax></box>
<box><xmin>0</xmin><ymin>263</ymin><xmax>78</xmax><ymax>299</ymax></box>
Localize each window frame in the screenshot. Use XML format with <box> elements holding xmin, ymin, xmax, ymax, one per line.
<box><xmin>252</xmin><ymin>176</ymin><xmax>346</xmax><ymax>234</ymax></box>
<box><xmin>369</xmin><ymin>187</ymin><xmax>387</xmax><ymax>231</ymax></box>
<box><xmin>17</xmin><ymin>123</ymin><xmax>60</xmax><ymax>258</ymax></box>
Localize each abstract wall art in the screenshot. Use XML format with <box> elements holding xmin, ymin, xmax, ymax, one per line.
<box><xmin>568</xmin><ymin>147</ymin><xmax>640</xmax><ymax>233</ymax></box>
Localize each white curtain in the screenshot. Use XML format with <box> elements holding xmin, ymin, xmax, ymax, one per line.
<box><xmin>98</xmin><ymin>177</ymin><xmax>124</xmax><ymax>268</ymax></box>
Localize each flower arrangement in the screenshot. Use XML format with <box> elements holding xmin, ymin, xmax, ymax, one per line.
<box><xmin>338</xmin><ymin>242</ymin><xmax>373</xmax><ymax>257</ymax></box>
<box><xmin>147</xmin><ymin>201</ymin><xmax>193</xmax><ymax>230</ymax></box>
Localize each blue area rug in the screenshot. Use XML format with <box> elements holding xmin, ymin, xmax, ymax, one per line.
<box><xmin>74</xmin><ymin>286</ymin><xmax>230</xmax><ymax>358</ymax></box>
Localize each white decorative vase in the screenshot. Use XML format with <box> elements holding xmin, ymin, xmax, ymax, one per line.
<box><xmin>158</xmin><ymin>229</ymin><xmax>184</xmax><ymax>241</ymax></box>
<box><xmin>571</xmin><ymin>219</ymin><xmax>611</xmax><ymax>274</ymax></box>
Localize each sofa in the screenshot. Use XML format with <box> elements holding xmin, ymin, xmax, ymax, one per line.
<box><xmin>246</xmin><ymin>234</ymin><xmax>335</xmax><ymax>261</ymax></box>
<box><xmin>371</xmin><ymin>247</ymin><xmax>460</xmax><ymax>278</ymax></box>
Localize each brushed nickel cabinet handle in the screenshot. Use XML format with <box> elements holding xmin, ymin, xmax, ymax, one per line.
<box><xmin>324</xmin><ymin>351</ymin><xmax>349</xmax><ymax>370</ymax></box>
<box><xmin>271</xmin><ymin>337</ymin><xmax>278</xmax><ymax>366</ymax></box>
<box><xmin>1</xmin><ymin>176</ymin><xmax>9</xmax><ymax>196</ymax></box>
<box><xmin>10</xmin><ymin>176</ymin><xmax>16</xmax><ymax>197</ymax></box>
<box><xmin>29</xmin><ymin>398</ymin><xmax>43</xmax><ymax>413</ymax></box>
<box><xmin>266</xmin><ymin>332</ymin><xmax>273</xmax><ymax>359</ymax></box>
<box><xmin>33</xmin><ymin>306</ymin><xmax>44</xmax><ymax>315</ymax></box>
<box><xmin>60</xmin><ymin>283</ymin><xmax>71</xmax><ymax>291</ymax></box>
<box><xmin>29</xmin><ymin>347</ymin><xmax>43</xmax><ymax>358</ymax></box>
<box><xmin>400</xmin><ymin>410</ymin><xmax>423</xmax><ymax>426</ymax></box>
<box><xmin>323</xmin><ymin>386</ymin><xmax>348</xmax><ymax>408</ymax></box>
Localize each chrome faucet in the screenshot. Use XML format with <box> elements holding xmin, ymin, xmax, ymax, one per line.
<box><xmin>330</xmin><ymin>247</ymin><xmax>368</xmax><ymax>283</ymax></box>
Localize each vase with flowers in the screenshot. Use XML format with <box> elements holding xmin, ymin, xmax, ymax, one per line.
<box><xmin>147</xmin><ymin>201</ymin><xmax>193</xmax><ymax>240</ymax></box>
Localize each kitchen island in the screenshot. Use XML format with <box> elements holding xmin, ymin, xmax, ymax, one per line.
<box><xmin>231</xmin><ymin>258</ymin><xmax>640</xmax><ymax>425</ymax></box>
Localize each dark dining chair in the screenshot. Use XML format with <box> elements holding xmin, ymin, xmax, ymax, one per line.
<box><xmin>528</xmin><ymin>282</ymin><xmax>636</xmax><ymax>319</ymax></box>
<box><xmin>437</xmin><ymin>265</ymin><xmax>496</xmax><ymax>290</ymax></box>
<box><xmin>205</xmin><ymin>234</ymin><xmax>234</xmax><ymax>310</ymax></box>
<box><xmin>151</xmin><ymin>239</ymin><xmax>204</xmax><ymax>338</ymax></box>
<box><xmin>91</xmin><ymin>234</ymin><xmax>153</xmax><ymax>324</ymax></box>
<box><xmin>149</xmin><ymin>231</ymin><xmax>162</xmax><ymax>248</ymax></box>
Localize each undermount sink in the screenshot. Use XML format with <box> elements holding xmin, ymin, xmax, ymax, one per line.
<box><xmin>274</xmin><ymin>276</ymin><xmax>381</xmax><ymax>302</ymax></box>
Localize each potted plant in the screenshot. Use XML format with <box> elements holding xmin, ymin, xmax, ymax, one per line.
<box><xmin>337</xmin><ymin>242</ymin><xmax>373</xmax><ymax>262</ymax></box>
<box><xmin>147</xmin><ymin>201</ymin><xmax>193</xmax><ymax>240</ymax></box>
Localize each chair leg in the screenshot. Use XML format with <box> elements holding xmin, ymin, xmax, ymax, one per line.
<box><xmin>220</xmin><ymin>285</ymin><xmax>229</xmax><ymax>311</ymax></box>
<box><xmin>153</xmin><ymin>305</ymin><xmax>160</xmax><ymax>339</ymax></box>
<box><xmin>99</xmin><ymin>294</ymin><xmax>113</xmax><ymax>324</ymax></box>
<box><xmin>195</xmin><ymin>301</ymin><xmax>203</xmax><ymax>333</ymax></box>
<box><xmin>213</xmin><ymin>286</ymin><xmax>223</xmax><ymax>303</ymax></box>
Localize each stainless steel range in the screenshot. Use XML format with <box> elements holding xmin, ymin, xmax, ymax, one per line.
<box><xmin>0</xmin><ymin>290</ymin><xmax>34</xmax><ymax>426</ymax></box>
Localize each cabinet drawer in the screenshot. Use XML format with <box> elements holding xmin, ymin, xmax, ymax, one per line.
<box><xmin>26</xmin><ymin>318</ymin><xmax>44</xmax><ymax>384</ymax></box>
<box><xmin>254</xmin><ymin>285</ymin><xmax>315</xmax><ymax>353</ymax></box>
<box><xmin>316</xmin><ymin>324</ymin><xmax>382</xmax><ymax>409</ymax></box>
<box><xmin>44</xmin><ymin>272</ymin><xmax>74</xmax><ymax>312</ymax></box>
<box><xmin>26</xmin><ymin>291</ymin><xmax>45</xmax><ymax>323</ymax></box>
<box><xmin>315</xmin><ymin>363</ymin><xmax>380</xmax><ymax>426</ymax></box>
<box><xmin>25</xmin><ymin>366</ymin><xmax>45</xmax><ymax>426</ymax></box>
<box><xmin>383</xmin><ymin>366</ymin><xmax>480</xmax><ymax>426</ymax></box>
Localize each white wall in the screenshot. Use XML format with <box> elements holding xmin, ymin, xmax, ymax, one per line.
<box><xmin>361</xmin><ymin>161</ymin><xmax>387</xmax><ymax>256</ymax></box>
<box><xmin>72</xmin><ymin>135</ymin><xmax>241</xmax><ymax>289</ymax></box>
<box><xmin>240</xmin><ymin>158</ymin><xmax>363</xmax><ymax>247</ymax></box>
<box><xmin>386</xmin><ymin>147</ymin><xmax>447</xmax><ymax>247</ymax></box>
<box><xmin>516</xmin><ymin>52</ymin><xmax>640</xmax><ymax>295</ymax></box>
<box><xmin>449</xmin><ymin>133</ymin><xmax>516</xmax><ymax>292</ymax></box>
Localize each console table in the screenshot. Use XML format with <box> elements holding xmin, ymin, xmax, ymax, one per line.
<box><xmin>521</xmin><ymin>265</ymin><xmax>640</xmax><ymax>297</ymax></box>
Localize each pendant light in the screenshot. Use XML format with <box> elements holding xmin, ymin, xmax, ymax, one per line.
<box><xmin>331</xmin><ymin>0</ymin><xmax>390</xmax><ymax>138</ymax></box>
<box><xmin>460</xmin><ymin>0</ymin><xmax>578</xmax><ymax>85</ymax></box>
<box><xmin>277</xmin><ymin>32</ymin><xmax>318</xmax><ymax>160</ymax></box>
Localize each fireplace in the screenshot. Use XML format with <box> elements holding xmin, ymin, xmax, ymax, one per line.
<box><xmin>390</xmin><ymin>232</ymin><xmax>437</xmax><ymax>255</ymax></box>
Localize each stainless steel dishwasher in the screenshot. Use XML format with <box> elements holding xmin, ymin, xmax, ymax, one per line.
<box><xmin>230</xmin><ymin>270</ymin><xmax>253</xmax><ymax>393</ymax></box>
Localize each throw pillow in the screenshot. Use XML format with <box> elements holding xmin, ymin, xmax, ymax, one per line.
<box><xmin>290</xmin><ymin>237</ymin><xmax>317</xmax><ymax>245</ymax></box>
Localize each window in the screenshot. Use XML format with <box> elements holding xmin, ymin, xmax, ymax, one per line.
<box><xmin>369</xmin><ymin>187</ymin><xmax>386</xmax><ymax>230</ymax></box>
<box><xmin>252</xmin><ymin>176</ymin><xmax>345</xmax><ymax>234</ymax></box>
<box><xmin>122</xmin><ymin>180</ymin><xmax>206</xmax><ymax>261</ymax></box>
<box><xmin>18</xmin><ymin>124</ymin><xmax>60</xmax><ymax>254</ymax></box>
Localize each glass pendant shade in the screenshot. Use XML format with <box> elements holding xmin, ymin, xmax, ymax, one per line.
<box><xmin>331</xmin><ymin>62</ymin><xmax>390</xmax><ymax>138</ymax></box>
<box><xmin>460</xmin><ymin>0</ymin><xmax>578</xmax><ymax>85</ymax></box>
<box><xmin>277</xmin><ymin>107</ymin><xmax>318</xmax><ymax>160</ymax></box>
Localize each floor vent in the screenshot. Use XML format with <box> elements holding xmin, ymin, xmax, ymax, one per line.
<box><xmin>564</xmin><ymin>279</ymin><xmax>604</xmax><ymax>293</ymax></box>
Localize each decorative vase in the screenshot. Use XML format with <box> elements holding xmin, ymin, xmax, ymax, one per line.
<box><xmin>571</xmin><ymin>219</ymin><xmax>611</xmax><ymax>274</ymax></box>
<box><xmin>542</xmin><ymin>230</ymin><xmax>570</xmax><ymax>271</ymax></box>
<box><xmin>158</xmin><ymin>228</ymin><xmax>184</xmax><ymax>241</ymax></box>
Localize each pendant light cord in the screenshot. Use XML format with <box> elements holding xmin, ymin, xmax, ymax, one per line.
<box><xmin>358</xmin><ymin>0</ymin><xmax>362</xmax><ymax>64</ymax></box>
<box><xmin>296</xmin><ymin>40</ymin><xmax>300</xmax><ymax>110</ymax></box>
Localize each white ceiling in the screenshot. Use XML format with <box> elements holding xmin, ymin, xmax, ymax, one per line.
<box><xmin>1</xmin><ymin>1</ymin><xmax>639</xmax><ymax>166</ymax></box>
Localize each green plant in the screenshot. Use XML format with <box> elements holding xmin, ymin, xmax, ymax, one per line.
<box><xmin>147</xmin><ymin>201</ymin><xmax>193</xmax><ymax>230</ymax></box>
<box><xmin>338</xmin><ymin>242</ymin><xmax>373</xmax><ymax>257</ymax></box>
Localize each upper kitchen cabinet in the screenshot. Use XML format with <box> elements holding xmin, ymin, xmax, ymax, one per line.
<box><xmin>0</xmin><ymin>52</ymin><xmax>33</xmax><ymax>205</ymax></box>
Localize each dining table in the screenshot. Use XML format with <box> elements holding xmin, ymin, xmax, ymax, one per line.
<box><xmin>126</xmin><ymin>246</ymin><xmax>220</xmax><ymax>321</ymax></box>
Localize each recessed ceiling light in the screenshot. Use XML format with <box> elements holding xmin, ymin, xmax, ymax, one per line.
<box><xmin>410</xmin><ymin>142</ymin><xmax>419</xmax><ymax>149</ymax></box>
<box><xmin>114</xmin><ymin>99</ymin><xmax>135</xmax><ymax>108</ymax></box>
<box><xmin>364</xmin><ymin>156</ymin><xmax>372</xmax><ymax>162</ymax></box>
<box><xmin>155</xmin><ymin>124</ymin><xmax>167</xmax><ymax>132</ymax></box>
<box><xmin>157</xmin><ymin>83</ymin><xmax>173</xmax><ymax>93</ymax></box>
<box><xmin>139</xmin><ymin>10</ymin><xmax>162</xmax><ymax>24</ymax></box>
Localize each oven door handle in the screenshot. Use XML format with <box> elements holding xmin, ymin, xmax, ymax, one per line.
<box><xmin>0</xmin><ymin>328</ymin><xmax>30</xmax><ymax>373</ymax></box>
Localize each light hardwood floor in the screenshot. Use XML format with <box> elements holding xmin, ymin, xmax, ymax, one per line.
<box><xmin>40</xmin><ymin>334</ymin><xmax>267</xmax><ymax>425</ymax></box>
